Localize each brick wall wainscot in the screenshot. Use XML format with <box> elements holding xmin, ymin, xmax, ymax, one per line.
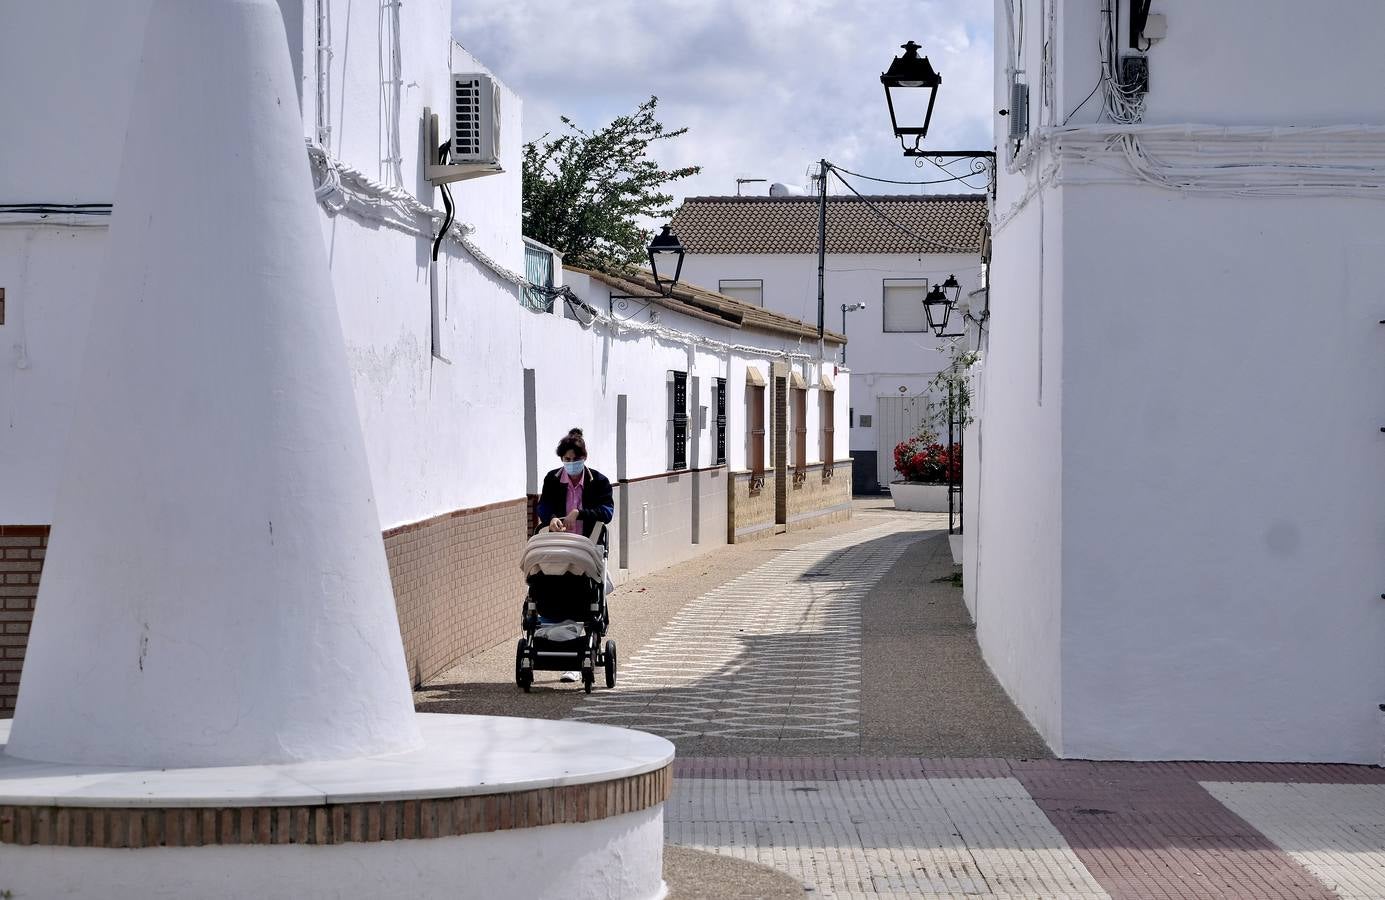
<box><xmin>787</xmin><ymin>460</ymin><xmax>854</xmax><ymax>527</ymax></box>
<box><xmin>727</xmin><ymin>471</ymin><xmax>778</xmax><ymax>543</ymax></box>
<box><xmin>727</xmin><ymin>461</ymin><xmax>852</xmax><ymax>544</ymax></box>
<box><xmin>384</xmin><ymin>499</ymin><xmax>530</xmax><ymax>688</ymax></box>
<box><xmin>0</xmin><ymin>526</ymin><xmax>47</xmax><ymax>717</ymax></box>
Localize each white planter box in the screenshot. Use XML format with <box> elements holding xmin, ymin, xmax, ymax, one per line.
<box><xmin>888</xmin><ymin>481</ymin><xmax>952</xmax><ymax>512</ymax></box>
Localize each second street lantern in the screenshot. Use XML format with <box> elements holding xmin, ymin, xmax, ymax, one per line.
<box><xmin>648</xmin><ymin>225</ymin><xmax>686</xmax><ymax>297</ymax></box>
<box><xmin>923</xmin><ymin>282</ymin><xmax>954</xmax><ymax>336</ymax></box>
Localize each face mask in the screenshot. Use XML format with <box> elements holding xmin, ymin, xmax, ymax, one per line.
<box><xmin>563</xmin><ymin>460</ymin><xmax>586</xmax><ymax>477</ymax></box>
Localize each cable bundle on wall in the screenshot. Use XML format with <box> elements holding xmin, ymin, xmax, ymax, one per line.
<box><xmin>1054</xmin><ymin>124</ymin><xmax>1385</xmax><ymax>198</ymax></box>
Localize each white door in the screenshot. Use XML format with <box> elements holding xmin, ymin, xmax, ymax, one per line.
<box><xmin>876</xmin><ymin>395</ymin><xmax>932</xmax><ymax>487</ymax></box>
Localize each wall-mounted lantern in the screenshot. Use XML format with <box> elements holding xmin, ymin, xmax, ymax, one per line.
<box><xmin>923</xmin><ymin>283</ymin><xmax>953</xmax><ymax>336</ymax></box>
<box><xmin>648</xmin><ymin>225</ymin><xmax>686</xmax><ymax>297</ymax></box>
<box><xmin>880</xmin><ymin>40</ymin><xmax>942</xmax><ymax>155</ymax></box>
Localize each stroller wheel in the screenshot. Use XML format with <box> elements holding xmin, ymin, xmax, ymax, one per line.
<box><xmin>582</xmin><ymin>665</ymin><xmax>594</xmax><ymax>694</ymax></box>
<box><xmin>604</xmin><ymin>639</ymin><xmax>617</xmax><ymax>689</ymax></box>
<box><xmin>515</xmin><ymin>639</ymin><xmax>533</xmax><ymax>692</ymax></box>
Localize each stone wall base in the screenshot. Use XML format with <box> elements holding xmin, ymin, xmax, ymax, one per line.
<box><xmin>383</xmin><ymin>499</ymin><xmax>529</xmax><ymax>687</ymax></box>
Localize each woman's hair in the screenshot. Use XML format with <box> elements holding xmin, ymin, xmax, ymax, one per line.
<box><xmin>556</xmin><ymin>428</ymin><xmax>586</xmax><ymax>459</ymax></box>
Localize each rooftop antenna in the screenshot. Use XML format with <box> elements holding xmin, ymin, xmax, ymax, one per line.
<box><xmin>736</xmin><ymin>177</ymin><xmax>767</xmax><ymax>196</ymax></box>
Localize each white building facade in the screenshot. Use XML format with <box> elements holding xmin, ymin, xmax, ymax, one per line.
<box><xmin>971</xmin><ymin>0</ymin><xmax>1385</xmax><ymax>763</ymax></box>
<box><xmin>671</xmin><ymin>195</ymin><xmax>986</xmax><ymax>492</ymax></box>
<box><xmin>0</xmin><ymin>1</ymin><xmax>847</xmax><ymax>707</ymax></box>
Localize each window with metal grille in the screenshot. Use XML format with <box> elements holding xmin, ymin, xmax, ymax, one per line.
<box><xmin>820</xmin><ymin>388</ymin><xmax>834</xmax><ymax>465</ymax></box>
<box><xmin>670</xmin><ymin>370</ymin><xmax>688</xmax><ymax>470</ymax></box>
<box><xmin>748</xmin><ymin>384</ymin><xmax>766</xmax><ymax>474</ymax></box>
<box><xmin>714</xmin><ymin>378</ymin><xmax>727</xmax><ymax>465</ymax></box>
<box><xmin>522</xmin><ymin>243</ymin><xmax>555</xmax><ymax>312</ymax></box>
<box><xmin>792</xmin><ymin>387</ymin><xmax>807</xmax><ymax>472</ymax></box>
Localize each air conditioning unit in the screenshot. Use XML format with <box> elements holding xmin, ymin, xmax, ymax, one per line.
<box><xmin>451</xmin><ymin>74</ymin><xmax>499</xmax><ymax>163</ymax></box>
<box><xmin>423</xmin><ymin>73</ymin><xmax>502</xmax><ymax>184</ymax></box>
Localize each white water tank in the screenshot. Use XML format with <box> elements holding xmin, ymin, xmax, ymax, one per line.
<box><xmin>769</xmin><ymin>182</ymin><xmax>808</xmax><ymax>197</ymax></box>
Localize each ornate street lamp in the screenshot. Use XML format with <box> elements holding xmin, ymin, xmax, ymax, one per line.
<box><xmin>925</xmin><ymin>275</ymin><xmax>967</xmax><ymax>338</ymax></box>
<box><xmin>880</xmin><ymin>40</ymin><xmax>942</xmax><ymax>155</ymax></box>
<box><xmin>878</xmin><ymin>42</ymin><xmax>996</xmax><ymax>194</ymax></box>
<box><xmin>922</xmin><ymin>283</ymin><xmax>953</xmax><ymax>336</ymax></box>
<box><xmin>940</xmin><ymin>274</ymin><xmax>962</xmax><ymax>306</ymax></box>
<box><xmin>648</xmin><ymin>225</ymin><xmax>685</xmax><ymax>297</ymax></box>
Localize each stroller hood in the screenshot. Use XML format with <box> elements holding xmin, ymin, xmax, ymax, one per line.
<box><xmin>521</xmin><ymin>531</ymin><xmax>604</xmax><ymax>580</ymax></box>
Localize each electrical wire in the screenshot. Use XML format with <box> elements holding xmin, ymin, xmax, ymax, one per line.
<box><xmin>1062</xmin><ymin>78</ymin><xmax>1103</xmax><ymax>126</ymax></box>
<box><xmin>828</xmin><ymin>162</ymin><xmax>987</xmax><ymax>189</ymax></box>
<box><xmin>0</xmin><ymin>204</ymin><xmax>114</xmax><ymax>228</ymax></box>
<box><xmin>826</xmin><ymin>166</ymin><xmax>981</xmax><ymax>254</ymax></box>
<box><xmin>430</xmin><ymin>143</ymin><xmax>454</xmax><ymax>262</ymax></box>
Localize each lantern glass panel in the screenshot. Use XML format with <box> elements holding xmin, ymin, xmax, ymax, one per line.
<box><xmin>941</xmin><ymin>274</ymin><xmax>962</xmax><ymax>305</ymax></box>
<box><xmin>922</xmin><ymin>286</ymin><xmax>952</xmax><ymax>334</ymax></box>
<box><xmin>648</xmin><ymin>226</ymin><xmax>685</xmax><ymax>295</ymax></box>
<box><xmin>884</xmin><ymin>82</ymin><xmax>938</xmax><ymax>139</ymax></box>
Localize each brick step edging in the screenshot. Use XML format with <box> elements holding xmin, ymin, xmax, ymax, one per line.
<box><xmin>0</xmin><ymin>763</ymin><xmax>671</xmax><ymax>849</ymax></box>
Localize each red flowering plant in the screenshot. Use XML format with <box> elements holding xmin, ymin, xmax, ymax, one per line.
<box><xmin>893</xmin><ymin>433</ymin><xmax>962</xmax><ymax>484</ymax></box>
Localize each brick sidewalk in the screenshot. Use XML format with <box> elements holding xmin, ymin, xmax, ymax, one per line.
<box><xmin>670</xmin><ymin>757</ymin><xmax>1385</xmax><ymax>899</ymax></box>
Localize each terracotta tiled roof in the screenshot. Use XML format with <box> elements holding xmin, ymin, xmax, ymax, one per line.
<box><xmin>568</xmin><ymin>266</ymin><xmax>846</xmax><ymax>346</ymax></box>
<box><xmin>669</xmin><ymin>194</ymin><xmax>987</xmax><ymax>255</ymax></box>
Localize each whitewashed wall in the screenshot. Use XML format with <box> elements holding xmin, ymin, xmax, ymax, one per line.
<box><xmin>978</xmin><ymin>0</ymin><xmax>1385</xmax><ymax>762</ymax></box>
<box><xmin>0</xmin><ymin>0</ymin><xmax>847</xmax><ymax>532</ymax></box>
<box><xmin>970</xmin><ymin>187</ymin><xmax>1065</xmax><ymax>750</ymax></box>
<box><xmin>553</xmin><ymin>272</ymin><xmax>848</xmax><ymax>481</ymax></box>
<box><xmin>0</xmin><ymin>1</ymin><xmax>153</xmax><ymax>524</ymax></box>
<box><xmin>678</xmin><ymin>250</ymin><xmax>980</xmax><ymax>462</ymax></box>
<box><xmin>315</xmin><ymin>22</ymin><xmax>530</xmax><ymax>528</ymax></box>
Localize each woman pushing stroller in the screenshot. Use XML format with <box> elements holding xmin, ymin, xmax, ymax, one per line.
<box><xmin>517</xmin><ymin>428</ymin><xmax>617</xmax><ymax>691</ymax></box>
<box><xmin>537</xmin><ymin>428</ymin><xmax>613</xmax><ymax>539</ymax></box>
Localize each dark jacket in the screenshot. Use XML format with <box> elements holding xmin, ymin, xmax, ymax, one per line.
<box><xmin>536</xmin><ymin>466</ymin><xmax>614</xmax><ymax>538</ymax></box>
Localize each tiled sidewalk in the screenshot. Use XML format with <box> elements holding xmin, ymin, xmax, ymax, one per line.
<box><xmin>669</xmin><ymin>758</ymin><xmax>1385</xmax><ymax>900</ymax></box>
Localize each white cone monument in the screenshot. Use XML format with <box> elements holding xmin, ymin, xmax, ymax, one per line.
<box><xmin>6</xmin><ymin>0</ymin><xmax>423</xmax><ymax>768</ymax></box>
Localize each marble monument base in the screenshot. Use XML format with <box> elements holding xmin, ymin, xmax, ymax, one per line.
<box><xmin>0</xmin><ymin>714</ymin><xmax>672</xmax><ymax>900</ymax></box>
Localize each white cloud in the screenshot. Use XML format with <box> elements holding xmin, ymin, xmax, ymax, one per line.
<box><xmin>455</xmin><ymin>0</ymin><xmax>994</xmax><ymax>203</ymax></box>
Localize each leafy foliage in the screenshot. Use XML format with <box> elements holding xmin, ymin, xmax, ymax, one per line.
<box><xmin>522</xmin><ymin>97</ymin><xmax>700</xmax><ymax>269</ymax></box>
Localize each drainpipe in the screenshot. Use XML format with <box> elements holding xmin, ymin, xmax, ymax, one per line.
<box><xmin>314</xmin><ymin>0</ymin><xmax>333</xmax><ymax>149</ymax></box>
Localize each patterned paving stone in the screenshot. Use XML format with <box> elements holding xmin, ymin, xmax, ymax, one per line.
<box><xmin>568</xmin><ymin>520</ymin><xmax>934</xmax><ymax>741</ymax></box>
<box><xmin>1203</xmin><ymin>782</ymin><xmax>1385</xmax><ymax>900</ymax></box>
<box><xmin>1012</xmin><ymin>762</ymin><xmax>1339</xmax><ymax>900</ymax></box>
<box><xmin>666</xmin><ymin>774</ymin><xmax>1110</xmax><ymax>900</ymax></box>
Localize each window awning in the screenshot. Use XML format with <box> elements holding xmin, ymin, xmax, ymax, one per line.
<box><xmin>745</xmin><ymin>366</ymin><xmax>767</xmax><ymax>387</ymax></box>
<box><xmin>790</xmin><ymin>371</ymin><xmax>807</xmax><ymax>390</ymax></box>
<box><xmin>820</xmin><ymin>372</ymin><xmax>835</xmax><ymax>391</ymax></box>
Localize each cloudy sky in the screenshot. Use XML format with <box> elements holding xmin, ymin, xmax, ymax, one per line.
<box><xmin>453</xmin><ymin>0</ymin><xmax>994</xmax><ymax>203</ymax></box>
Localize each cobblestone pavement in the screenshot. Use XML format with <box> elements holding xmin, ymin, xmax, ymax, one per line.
<box><xmin>671</xmin><ymin>758</ymin><xmax>1385</xmax><ymax>900</ymax></box>
<box><xmin>417</xmin><ymin>503</ymin><xmax>1385</xmax><ymax>898</ymax></box>
<box><xmin>566</xmin><ymin>519</ymin><xmax>933</xmax><ymax>742</ymax></box>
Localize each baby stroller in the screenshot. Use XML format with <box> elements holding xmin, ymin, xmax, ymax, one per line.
<box><xmin>515</xmin><ymin>522</ymin><xmax>616</xmax><ymax>694</ymax></box>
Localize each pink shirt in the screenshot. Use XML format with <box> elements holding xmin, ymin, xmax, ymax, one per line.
<box><xmin>559</xmin><ymin>467</ymin><xmax>586</xmax><ymax>527</ymax></box>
